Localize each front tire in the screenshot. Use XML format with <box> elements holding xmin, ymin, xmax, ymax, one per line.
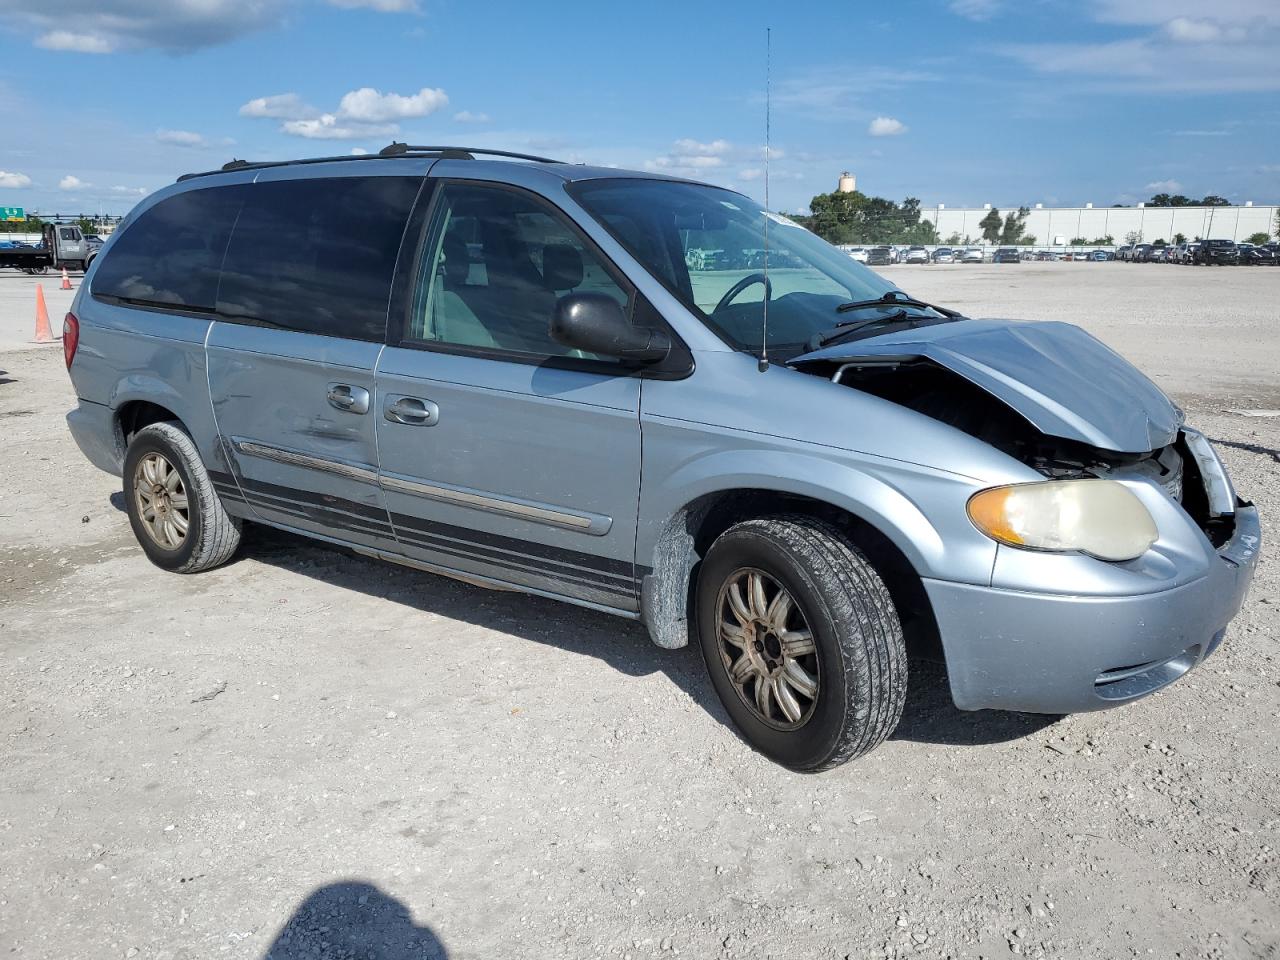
<box><xmin>696</xmin><ymin>516</ymin><xmax>907</xmax><ymax>771</ymax></box>
<box><xmin>123</xmin><ymin>421</ymin><xmax>241</xmax><ymax>573</ymax></box>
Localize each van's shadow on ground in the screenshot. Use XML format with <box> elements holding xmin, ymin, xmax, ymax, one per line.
<box><xmin>224</xmin><ymin>523</ymin><xmax>1058</xmax><ymax>749</ymax></box>
<box><xmin>263</xmin><ymin>882</ymin><xmax>446</xmax><ymax>960</ymax></box>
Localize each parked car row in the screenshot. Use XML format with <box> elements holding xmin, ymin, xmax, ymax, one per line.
<box><xmin>1115</xmin><ymin>240</ymin><xmax>1279</xmax><ymax>266</ymax></box>
<box><xmin>851</xmin><ymin>246</ymin><xmax>1123</xmax><ymax>265</ymax></box>
<box><xmin>853</xmin><ymin>245</ymin><xmax>989</xmax><ymax>264</ymax></box>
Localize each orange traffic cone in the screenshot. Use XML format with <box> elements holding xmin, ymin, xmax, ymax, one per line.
<box><xmin>33</xmin><ymin>284</ymin><xmax>55</xmax><ymax>343</ymax></box>
<box><xmin>60</xmin><ymin>267</ymin><xmax>72</xmax><ymax>291</ymax></box>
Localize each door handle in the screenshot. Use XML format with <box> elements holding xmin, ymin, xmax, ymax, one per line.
<box><xmin>327</xmin><ymin>383</ymin><xmax>370</xmax><ymax>415</ymax></box>
<box><xmin>384</xmin><ymin>395</ymin><xmax>439</xmax><ymax>426</ymax></box>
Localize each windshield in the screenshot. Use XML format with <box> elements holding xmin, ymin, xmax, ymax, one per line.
<box><xmin>570</xmin><ymin>178</ymin><xmax>898</xmax><ymax>360</ymax></box>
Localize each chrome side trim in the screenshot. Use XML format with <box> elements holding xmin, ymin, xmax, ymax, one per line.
<box><xmin>380</xmin><ymin>470</ymin><xmax>611</xmax><ymax>535</ymax></box>
<box><xmin>351</xmin><ymin>546</ymin><xmax>639</xmax><ymax>619</ymax></box>
<box><xmin>229</xmin><ymin>437</ymin><xmax>611</xmax><ymax>535</ymax></box>
<box><xmin>231</xmin><ymin>438</ymin><xmax>379</xmax><ymax>485</ymax></box>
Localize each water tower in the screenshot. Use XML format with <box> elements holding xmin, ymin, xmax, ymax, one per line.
<box><xmin>837</xmin><ymin>171</ymin><xmax>857</xmax><ymax>193</ymax></box>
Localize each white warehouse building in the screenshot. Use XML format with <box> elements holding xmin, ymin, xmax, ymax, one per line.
<box><xmin>918</xmin><ymin>202</ymin><xmax>1277</xmax><ymax>245</ymax></box>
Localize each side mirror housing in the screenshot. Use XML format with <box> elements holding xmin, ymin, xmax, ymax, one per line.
<box><xmin>550</xmin><ymin>293</ymin><xmax>671</xmax><ymax>364</ymax></box>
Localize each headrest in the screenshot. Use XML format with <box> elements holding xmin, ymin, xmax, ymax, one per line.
<box><xmin>541</xmin><ymin>243</ymin><xmax>583</xmax><ymax>291</ymax></box>
<box><xmin>442</xmin><ymin>231</ymin><xmax>470</xmax><ymax>284</ymax></box>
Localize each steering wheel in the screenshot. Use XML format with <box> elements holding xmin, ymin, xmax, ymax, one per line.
<box><xmin>713</xmin><ymin>273</ymin><xmax>772</xmax><ymax>314</ymax></box>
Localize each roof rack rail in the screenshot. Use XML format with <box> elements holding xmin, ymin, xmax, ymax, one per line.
<box><xmin>377</xmin><ymin>142</ymin><xmax>561</xmax><ymax>163</ymax></box>
<box><xmin>177</xmin><ymin>143</ymin><xmax>563</xmax><ymax>183</ymax></box>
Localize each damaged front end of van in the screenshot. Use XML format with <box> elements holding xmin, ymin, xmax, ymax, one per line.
<box><xmin>787</xmin><ymin>318</ymin><xmax>1260</xmax><ymax>712</ymax></box>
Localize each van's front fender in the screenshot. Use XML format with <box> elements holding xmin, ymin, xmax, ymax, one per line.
<box><xmin>635</xmin><ymin>436</ymin><xmax>1001</xmax><ymax>650</ymax></box>
<box><xmin>638</xmin><ymin>445</ymin><xmax>995</xmax><ymax>585</ymax></box>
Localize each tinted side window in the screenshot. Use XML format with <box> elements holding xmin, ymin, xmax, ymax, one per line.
<box><xmin>218</xmin><ymin>176</ymin><xmax>420</xmax><ymax>341</ymax></box>
<box><xmin>93</xmin><ymin>187</ymin><xmax>242</xmax><ymax>310</ymax></box>
<box><xmin>408</xmin><ymin>182</ymin><xmax>630</xmax><ymax>359</ymax></box>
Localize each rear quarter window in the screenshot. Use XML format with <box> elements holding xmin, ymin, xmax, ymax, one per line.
<box><xmin>93</xmin><ymin>187</ymin><xmax>243</xmax><ymax>310</ymax></box>
<box><xmin>216</xmin><ymin>176</ymin><xmax>421</xmax><ymax>341</ymax></box>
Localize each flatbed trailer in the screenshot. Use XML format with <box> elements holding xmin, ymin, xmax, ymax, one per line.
<box><xmin>0</xmin><ymin>223</ymin><xmax>94</xmax><ymax>273</ymax></box>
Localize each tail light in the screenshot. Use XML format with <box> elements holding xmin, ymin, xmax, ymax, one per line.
<box><xmin>63</xmin><ymin>312</ymin><xmax>79</xmax><ymax>368</ymax></box>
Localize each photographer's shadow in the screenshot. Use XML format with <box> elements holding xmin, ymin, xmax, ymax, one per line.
<box><xmin>263</xmin><ymin>882</ymin><xmax>445</xmax><ymax>960</ymax></box>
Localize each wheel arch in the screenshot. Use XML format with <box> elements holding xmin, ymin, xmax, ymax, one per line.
<box><xmin>110</xmin><ymin>375</ymin><xmax>225</xmax><ymax>474</ymax></box>
<box><xmin>639</xmin><ymin>484</ymin><xmax>941</xmax><ymax>659</ymax></box>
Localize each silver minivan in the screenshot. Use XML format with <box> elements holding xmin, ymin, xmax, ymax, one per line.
<box><xmin>63</xmin><ymin>145</ymin><xmax>1259</xmax><ymax>770</ymax></box>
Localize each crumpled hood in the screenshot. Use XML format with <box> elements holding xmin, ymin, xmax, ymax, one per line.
<box><xmin>791</xmin><ymin>318</ymin><xmax>1181</xmax><ymax>453</ymax></box>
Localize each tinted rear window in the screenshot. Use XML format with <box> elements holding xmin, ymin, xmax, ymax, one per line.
<box><xmin>217</xmin><ymin>176</ymin><xmax>421</xmax><ymax>341</ymax></box>
<box><xmin>93</xmin><ymin>186</ymin><xmax>243</xmax><ymax>310</ymax></box>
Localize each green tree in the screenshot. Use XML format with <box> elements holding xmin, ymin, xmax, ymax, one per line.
<box><xmin>1200</xmin><ymin>195</ymin><xmax>1229</xmax><ymax>206</ymax></box>
<box><xmin>1246</xmin><ymin>232</ymin><xmax>1271</xmax><ymax>245</ymax></box>
<box><xmin>1000</xmin><ymin>206</ymin><xmax>1030</xmax><ymax>244</ymax></box>
<box><xmin>1173</xmin><ymin>232</ymin><xmax>1187</xmax><ymax>244</ymax></box>
<box><xmin>978</xmin><ymin>208</ymin><xmax>1003</xmax><ymax>243</ymax></box>
<box><xmin>804</xmin><ymin>190</ymin><xmax>937</xmax><ymax>244</ymax></box>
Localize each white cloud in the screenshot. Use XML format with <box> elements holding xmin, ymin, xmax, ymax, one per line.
<box><xmin>110</xmin><ymin>185</ymin><xmax>148</xmax><ymax>197</ymax></box>
<box><xmin>36</xmin><ymin>30</ymin><xmax>113</xmax><ymax>53</ymax></box>
<box><xmin>949</xmin><ymin>0</ymin><xmax>1001</xmax><ymax>21</ymax></box>
<box><xmin>868</xmin><ymin>116</ymin><xmax>907</xmax><ymax>136</ymax></box>
<box><xmin>59</xmin><ymin>175</ymin><xmax>88</xmax><ymax>190</ymax></box>
<box><xmin>0</xmin><ymin>170</ymin><xmax>33</xmax><ymax>189</ymax></box>
<box><xmin>1092</xmin><ymin>1</ymin><xmax>1280</xmax><ymax>27</ymax></box>
<box><xmin>337</xmin><ymin>87</ymin><xmax>447</xmax><ymax>123</ymax></box>
<box><xmin>998</xmin><ymin>3</ymin><xmax>1280</xmax><ymax>93</ymax></box>
<box><xmin>770</xmin><ymin>69</ymin><xmax>939</xmax><ymax>122</ymax></box>
<box><xmin>351</xmin><ymin>147</ymin><xmax>370</xmax><ymax>156</ymax></box>
<box><xmin>649</xmin><ymin>155</ymin><xmax>724</xmax><ymax>170</ymax></box>
<box><xmin>1164</xmin><ymin>18</ymin><xmax>1224</xmax><ymax>43</ymax></box>
<box><xmin>281</xmin><ymin>116</ymin><xmax>396</xmax><ymax>140</ymax></box>
<box><xmin>1145</xmin><ymin>179</ymin><xmax>1184</xmax><ymax>192</ymax></box>
<box><xmin>242</xmin><ymin>85</ymin><xmax>447</xmax><ymax>140</ymax></box>
<box><xmin>239</xmin><ymin>93</ymin><xmax>316</xmax><ymax>120</ymax></box>
<box><xmin>328</xmin><ymin>0</ymin><xmax>418</xmax><ymax>9</ymax></box>
<box><xmin>155</xmin><ymin>129</ymin><xmax>207</xmax><ymax>147</ymax></box>
<box><xmin>1</xmin><ymin>1</ymin><xmax>290</xmax><ymax>54</ymax></box>
<box><xmin>672</xmin><ymin>138</ymin><xmax>731</xmax><ymax>156</ymax></box>
<box><xmin>453</xmin><ymin>110</ymin><xmax>491</xmax><ymax>124</ymax></box>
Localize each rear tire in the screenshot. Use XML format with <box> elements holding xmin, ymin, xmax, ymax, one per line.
<box><xmin>123</xmin><ymin>421</ymin><xmax>241</xmax><ymax>573</ymax></box>
<box><xmin>696</xmin><ymin>515</ymin><xmax>907</xmax><ymax>771</ymax></box>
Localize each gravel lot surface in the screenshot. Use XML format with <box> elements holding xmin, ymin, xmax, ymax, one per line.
<box><xmin>1</xmin><ymin>264</ymin><xmax>1277</xmax><ymax>960</ymax></box>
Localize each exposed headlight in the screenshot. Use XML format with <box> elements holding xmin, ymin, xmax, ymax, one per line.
<box><xmin>967</xmin><ymin>480</ymin><xmax>1158</xmax><ymax>561</ymax></box>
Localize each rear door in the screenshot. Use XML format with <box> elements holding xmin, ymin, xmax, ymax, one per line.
<box><xmin>374</xmin><ymin>179</ymin><xmax>643</xmax><ymax>611</ymax></box>
<box><xmin>206</xmin><ymin>169</ymin><xmax>425</xmax><ymax>549</ymax></box>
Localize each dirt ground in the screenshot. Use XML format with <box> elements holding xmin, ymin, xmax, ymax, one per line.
<box><xmin>1</xmin><ymin>264</ymin><xmax>1277</xmax><ymax>960</ymax></box>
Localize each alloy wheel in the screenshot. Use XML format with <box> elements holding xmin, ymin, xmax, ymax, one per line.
<box><xmin>133</xmin><ymin>452</ymin><xmax>189</xmax><ymax>550</ymax></box>
<box><xmin>715</xmin><ymin>567</ymin><xmax>820</xmax><ymax>729</ymax></box>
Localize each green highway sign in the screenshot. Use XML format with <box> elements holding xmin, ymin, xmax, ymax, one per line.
<box><xmin>1</xmin><ymin>206</ymin><xmax>25</xmax><ymax>222</ymax></box>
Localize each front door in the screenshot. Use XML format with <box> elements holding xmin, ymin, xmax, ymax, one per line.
<box><xmin>207</xmin><ymin>172</ymin><xmax>423</xmax><ymax>548</ymax></box>
<box><xmin>375</xmin><ymin>179</ymin><xmax>643</xmax><ymax>611</ymax></box>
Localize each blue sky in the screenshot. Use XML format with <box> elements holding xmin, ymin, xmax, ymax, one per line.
<box><xmin>0</xmin><ymin>0</ymin><xmax>1277</xmax><ymax>216</ymax></box>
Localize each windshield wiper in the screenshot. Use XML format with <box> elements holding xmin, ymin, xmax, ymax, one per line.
<box><xmin>810</xmin><ymin>292</ymin><xmax>966</xmax><ymax>350</ymax></box>
<box><xmin>810</xmin><ymin>311</ymin><xmax>910</xmax><ymax>349</ymax></box>
<box><xmin>835</xmin><ymin>291</ymin><xmax>961</xmax><ymax>317</ymax></box>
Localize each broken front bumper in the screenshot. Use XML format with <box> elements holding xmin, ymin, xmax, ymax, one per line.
<box><xmin>922</xmin><ymin>501</ymin><xmax>1260</xmax><ymax>714</ymax></box>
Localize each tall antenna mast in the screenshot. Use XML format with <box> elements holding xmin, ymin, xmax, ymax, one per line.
<box><xmin>758</xmin><ymin>26</ymin><xmax>772</xmax><ymax>373</ymax></box>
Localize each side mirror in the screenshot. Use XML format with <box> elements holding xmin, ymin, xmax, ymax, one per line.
<box><xmin>550</xmin><ymin>293</ymin><xmax>671</xmax><ymax>364</ymax></box>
